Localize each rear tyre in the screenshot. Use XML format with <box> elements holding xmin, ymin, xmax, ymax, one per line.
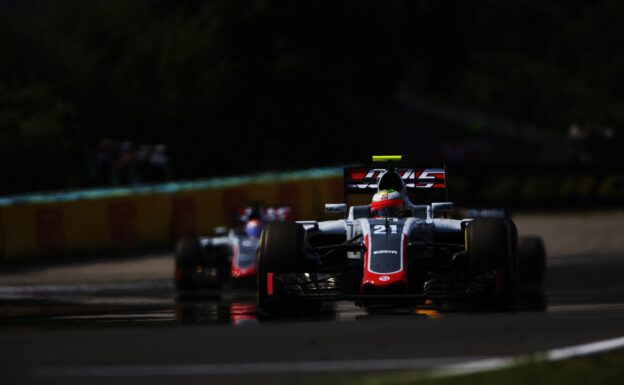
<box><xmin>466</xmin><ymin>218</ymin><xmax>518</xmax><ymax>310</ymax></box>
<box><xmin>257</xmin><ymin>223</ymin><xmax>318</xmax><ymax>315</ymax></box>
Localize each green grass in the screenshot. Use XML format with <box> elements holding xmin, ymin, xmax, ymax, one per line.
<box><xmin>319</xmin><ymin>350</ymin><xmax>624</xmax><ymax>385</ymax></box>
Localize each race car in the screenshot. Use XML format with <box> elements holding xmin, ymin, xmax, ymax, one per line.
<box><xmin>174</xmin><ymin>205</ymin><xmax>292</xmax><ymax>292</ymax></box>
<box><xmin>256</xmin><ymin>155</ymin><xmax>545</xmax><ymax>315</ymax></box>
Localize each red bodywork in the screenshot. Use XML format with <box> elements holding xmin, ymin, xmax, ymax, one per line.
<box><xmin>230</xmin><ymin>243</ymin><xmax>257</xmax><ymax>278</ymax></box>
<box><xmin>361</xmin><ymin>233</ymin><xmax>409</xmax><ymax>293</ymax></box>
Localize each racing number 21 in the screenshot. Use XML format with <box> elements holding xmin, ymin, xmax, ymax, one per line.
<box><xmin>373</xmin><ymin>225</ymin><xmax>398</xmax><ymax>234</ymax></box>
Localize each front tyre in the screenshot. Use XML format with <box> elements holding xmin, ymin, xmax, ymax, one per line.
<box><xmin>257</xmin><ymin>223</ymin><xmax>317</xmax><ymax>315</ymax></box>
<box><xmin>465</xmin><ymin>218</ymin><xmax>519</xmax><ymax>310</ymax></box>
<box><xmin>175</xmin><ymin>238</ymin><xmax>227</xmax><ymax>292</ymax></box>
<box><xmin>175</xmin><ymin>238</ymin><xmax>202</xmax><ymax>290</ymax></box>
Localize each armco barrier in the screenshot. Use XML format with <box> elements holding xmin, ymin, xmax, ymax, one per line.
<box><xmin>1</xmin><ymin>165</ymin><xmax>623</xmax><ymax>264</ymax></box>
<box><xmin>447</xmin><ymin>166</ymin><xmax>624</xmax><ymax>208</ymax></box>
<box><xmin>0</xmin><ymin>169</ymin><xmax>343</xmax><ymax>264</ymax></box>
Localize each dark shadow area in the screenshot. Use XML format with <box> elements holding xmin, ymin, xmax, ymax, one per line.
<box><xmin>2</xmin><ymin>0</ymin><xmax>624</xmax><ymax>195</ymax></box>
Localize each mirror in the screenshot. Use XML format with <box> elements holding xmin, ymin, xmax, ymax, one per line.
<box><xmin>325</xmin><ymin>203</ymin><xmax>348</xmax><ymax>213</ymax></box>
<box><xmin>213</xmin><ymin>226</ymin><xmax>229</xmax><ymax>236</ymax></box>
<box><xmin>431</xmin><ymin>202</ymin><xmax>454</xmax><ymax>212</ymax></box>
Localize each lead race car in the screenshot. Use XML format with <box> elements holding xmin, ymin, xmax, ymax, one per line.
<box><xmin>257</xmin><ymin>156</ymin><xmax>545</xmax><ymax>314</ymax></box>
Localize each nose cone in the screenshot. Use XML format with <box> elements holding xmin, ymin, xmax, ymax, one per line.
<box><xmin>362</xmin><ymin>273</ymin><xmax>407</xmax><ymax>293</ymax></box>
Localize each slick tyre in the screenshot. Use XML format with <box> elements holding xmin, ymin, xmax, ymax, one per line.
<box><xmin>466</xmin><ymin>218</ymin><xmax>519</xmax><ymax>310</ymax></box>
<box><xmin>257</xmin><ymin>223</ymin><xmax>316</xmax><ymax>315</ymax></box>
<box><xmin>174</xmin><ymin>238</ymin><xmax>202</xmax><ymax>290</ymax></box>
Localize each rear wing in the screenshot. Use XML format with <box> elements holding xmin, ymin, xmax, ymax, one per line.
<box><xmin>234</xmin><ymin>206</ymin><xmax>293</xmax><ymax>223</ymax></box>
<box><xmin>343</xmin><ymin>166</ymin><xmax>447</xmax><ymax>205</ymax></box>
<box><xmin>344</xmin><ymin>167</ymin><xmax>446</xmax><ymax>193</ymax></box>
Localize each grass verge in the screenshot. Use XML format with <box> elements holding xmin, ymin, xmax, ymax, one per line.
<box><xmin>322</xmin><ymin>349</ymin><xmax>624</xmax><ymax>385</ymax></box>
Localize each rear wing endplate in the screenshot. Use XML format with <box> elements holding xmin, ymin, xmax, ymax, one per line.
<box><xmin>234</xmin><ymin>206</ymin><xmax>292</xmax><ymax>223</ymax></box>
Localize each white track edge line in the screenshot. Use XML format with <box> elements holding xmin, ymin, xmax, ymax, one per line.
<box><xmin>435</xmin><ymin>335</ymin><xmax>624</xmax><ymax>378</ymax></box>
<box><xmin>33</xmin><ymin>335</ymin><xmax>624</xmax><ymax>378</ymax></box>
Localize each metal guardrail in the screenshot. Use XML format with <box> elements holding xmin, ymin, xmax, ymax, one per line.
<box><xmin>0</xmin><ymin>167</ymin><xmax>343</xmax><ymax>207</ymax></box>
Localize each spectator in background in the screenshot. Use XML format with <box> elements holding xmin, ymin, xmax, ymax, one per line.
<box><xmin>115</xmin><ymin>141</ymin><xmax>140</xmax><ymax>185</ymax></box>
<box><xmin>91</xmin><ymin>140</ymin><xmax>172</xmax><ymax>186</ymax></box>
<box><xmin>135</xmin><ymin>144</ymin><xmax>152</xmax><ymax>182</ymax></box>
<box><xmin>148</xmin><ymin>144</ymin><xmax>172</xmax><ymax>182</ymax></box>
<box><xmin>94</xmin><ymin>138</ymin><xmax>118</xmax><ymax>185</ymax></box>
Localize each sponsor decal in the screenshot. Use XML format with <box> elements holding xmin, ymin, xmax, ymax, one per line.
<box><xmin>346</xmin><ymin>168</ymin><xmax>446</xmax><ymax>190</ymax></box>
<box><xmin>364</xmin><ymin>169</ymin><xmax>387</xmax><ymax>180</ymax></box>
<box><xmin>373</xmin><ymin>250</ymin><xmax>398</xmax><ymax>254</ymax></box>
<box><xmin>379</xmin><ymin>276</ymin><xmax>390</xmax><ymax>281</ymax></box>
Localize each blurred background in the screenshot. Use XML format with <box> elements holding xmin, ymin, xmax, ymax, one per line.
<box><xmin>2</xmin><ymin>0</ymin><xmax>624</xmax><ymax>195</ymax></box>
<box><xmin>2</xmin><ymin>3</ymin><xmax>624</xmax><ymax>383</ymax></box>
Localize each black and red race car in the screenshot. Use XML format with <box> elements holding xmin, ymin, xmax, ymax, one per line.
<box><xmin>256</xmin><ymin>156</ymin><xmax>546</xmax><ymax>314</ymax></box>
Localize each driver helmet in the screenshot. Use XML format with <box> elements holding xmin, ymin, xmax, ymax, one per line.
<box><xmin>371</xmin><ymin>189</ymin><xmax>404</xmax><ymax>217</ymax></box>
<box><xmin>245</xmin><ymin>219</ymin><xmax>263</xmax><ymax>239</ymax></box>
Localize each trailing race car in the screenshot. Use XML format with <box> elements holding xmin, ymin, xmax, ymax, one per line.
<box><xmin>257</xmin><ymin>155</ymin><xmax>546</xmax><ymax>315</ymax></box>
<box><xmin>175</xmin><ymin>205</ymin><xmax>292</xmax><ymax>292</ymax></box>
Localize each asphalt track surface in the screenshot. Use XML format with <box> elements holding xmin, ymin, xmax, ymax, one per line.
<box><xmin>0</xmin><ymin>207</ymin><xmax>624</xmax><ymax>385</ymax></box>
<box><xmin>2</xmin><ymin>218</ymin><xmax>624</xmax><ymax>384</ymax></box>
